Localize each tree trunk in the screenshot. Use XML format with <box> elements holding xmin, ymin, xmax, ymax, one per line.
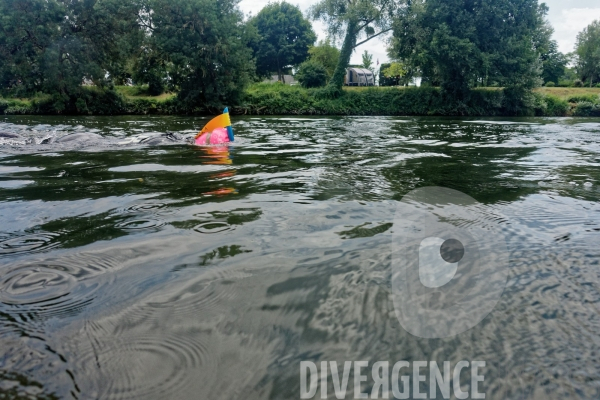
<box><xmin>277</xmin><ymin>57</ymin><xmax>283</xmax><ymax>83</ymax></box>
<box><xmin>327</xmin><ymin>19</ymin><xmax>359</xmax><ymax>91</ymax></box>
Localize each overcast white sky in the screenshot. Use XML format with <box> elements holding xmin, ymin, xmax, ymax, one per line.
<box><xmin>239</xmin><ymin>0</ymin><xmax>600</xmax><ymax>69</ymax></box>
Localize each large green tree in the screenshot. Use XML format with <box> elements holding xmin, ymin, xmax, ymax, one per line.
<box><xmin>575</xmin><ymin>20</ymin><xmax>600</xmax><ymax>87</ymax></box>
<box><xmin>540</xmin><ymin>40</ymin><xmax>568</xmax><ymax>85</ymax></box>
<box><xmin>0</xmin><ymin>0</ymin><xmax>63</xmax><ymax>95</ymax></box>
<box><xmin>307</xmin><ymin>39</ymin><xmax>340</xmax><ymax>79</ymax></box>
<box><xmin>309</xmin><ymin>0</ymin><xmax>406</xmax><ymax>91</ymax></box>
<box><xmin>0</xmin><ymin>0</ymin><xmax>140</xmax><ymax>102</ymax></box>
<box><xmin>533</xmin><ymin>20</ymin><xmax>568</xmax><ymax>86</ymax></box>
<box><xmin>250</xmin><ymin>2</ymin><xmax>316</xmax><ymax>82</ymax></box>
<box><xmin>146</xmin><ymin>0</ymin><xmax>255</xmax><ymax>109</ymax></box>
<box><xmin>390</xmin><ymin>0</ymin><xmax>547</xmax><ymax>102</ymax></box>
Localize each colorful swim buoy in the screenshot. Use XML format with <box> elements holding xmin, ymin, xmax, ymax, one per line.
<box><xmin>195</xmin><ymin>108</ymin><xmax>234</xmax><ymax>145</ymax></box>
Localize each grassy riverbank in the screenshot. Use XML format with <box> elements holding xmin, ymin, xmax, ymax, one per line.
<box><xmin>1</xmin><ymin>85</ymin><xmax>600</xmax><ymax>117</ymax></box>
<box><xmin>239</xmin><ymin>84</ymin><xmax>600</xmax><ymax>117</ymax></box>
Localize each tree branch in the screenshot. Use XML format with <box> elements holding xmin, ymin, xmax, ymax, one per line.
<box><xmin>353</xmin><ymin>27</ymin><xmax>392</xmax><ymax>48</ymax></box>
<box><xmin>356</xmin><ymin>17</ymin><xmax>377</xmax><ymax>32</ymax></box>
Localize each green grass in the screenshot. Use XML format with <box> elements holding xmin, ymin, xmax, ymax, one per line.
<box><xmin>2</xmin><ymin>85</ymin><xmax>600</xmax><ymax>116</ymax></box>
<box><xmin>114</xmin><ymin>85</ymin><xmax>176</xmax><ymax>101</ymax></box>
<box><xmin>345</xmin><ymin>85</ymin><xmax>600</xmax><ymax>98</ymax></box>
<box><xmin>534</xmin><ymin>87</ymin><xmax>600</xmax><ymax>100</ymax></box>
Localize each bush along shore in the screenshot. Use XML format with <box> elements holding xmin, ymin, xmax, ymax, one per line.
<box><xmin>2</xmin><ymin>85</ymin><xmax>600</xmax><ymax>117</ymax></box>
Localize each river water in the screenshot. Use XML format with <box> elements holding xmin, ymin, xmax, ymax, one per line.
<box><xmin>0</xmin><ymin>115</ymin><xmax>599</xmax><ymax>399</ymax></box>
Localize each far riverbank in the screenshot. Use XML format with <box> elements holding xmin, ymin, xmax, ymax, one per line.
<box><xmin>2</xmin><ymin>85</ymin><xmax>600</xmax><ymax>117</ymax></box>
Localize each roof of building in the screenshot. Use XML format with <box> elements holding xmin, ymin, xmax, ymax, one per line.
<box><xmin>347</xmin><ymin>68</ymin><xmax>375</xmax><ymax>76</ymax></box>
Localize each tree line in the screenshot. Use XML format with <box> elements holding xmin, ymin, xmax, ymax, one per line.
<box><xmin>0</xmin><ymin>0</ymin><xmax>599</xmax><ymax>113</ymax></box>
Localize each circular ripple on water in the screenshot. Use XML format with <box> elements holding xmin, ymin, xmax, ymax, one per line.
<box><xmin>141</xmin><ymin>268</ymin><xmax>250</xmax><ymax>324</ymax></box>
<box><xmin>0</xmin><ymin>232</ymin><xmax>61</xmax><ymax>256</ymax></box>
<box><xmin>193</xmin><ymin>222</ymin><xmax>231</xmax><ymax>234</ymax></box>
<box><xmin>124</xmin><ymin>202</ymin><xmax>176</xmax><ymax>216</ymax></box>
<box><xmin>116</xmin><ymin>219</ymin><xmax>166</xmax><ymax>231</ymax></box>
<box><xmin>126</xmin><ymin>203</ymin><xmax>167</xmax><ymax>213</ymax></box>
<box><xmin>0</xmin><ymin>265</ymin><xmax>76</xmax><ymax>305</ymax></box>
<box><xmin>77</xmin><ymin>334</ymin><xmax>211</xmax><ymax>399</ymax></box>
<box><xmin>0</xmin><ymin>252</ymin><xmax>122</xmax><ymax>320</ymax></box>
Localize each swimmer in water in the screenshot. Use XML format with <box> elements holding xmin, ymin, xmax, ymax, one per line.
<box><xmin>194</xmin><ymin>127</ymin><xmax>230</xmax><ymax>146</ymax></box>
<box><xmin>194</xmin><ymin>108</ymin><xmax>234</xmax><ymax>146</ymax></box>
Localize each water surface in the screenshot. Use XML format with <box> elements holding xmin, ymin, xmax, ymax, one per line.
<box><xmin>1</xmin><ymin>115</ymin><xmax>600</xmax><ymax>399</ymax></box>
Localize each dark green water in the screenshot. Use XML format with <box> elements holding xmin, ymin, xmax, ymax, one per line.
<box><xmin>0</xmin><ymin>115</ymin><xmax>599</xmax><ymax>399</ymax></box>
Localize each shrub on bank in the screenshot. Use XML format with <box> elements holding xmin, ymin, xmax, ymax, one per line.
<box><xmin>573</xmin><ymin>102</ymin><xmax>600</xmax><ymax>117</ymax></box>
<box><xmin>567</xmin><ymin>94</ymin><xmax>600</xmax><ymax>104</ymax></box>
<box><xmin>5</xmin><ymin>105</ymin><xmax>34</xmax><ymax>115</ymax></box>
<box><xmin>1</xmin><ymin>98</ymin><xmax>34</xmax><ymax>115</ymax></box>
<box><xmin>537</xmin><ymin>95</ymin><xmax>570</xmax><ymax>116</ymax></box>
<box><xmin>124</xmin><ymin>98</ymin><xmax>186</xmax><ymax>114</ymax></box>
<box><xmin>296</xmin><ymin>60</ymin><xmax>328</xmax><ymax>88</ymax></box>
<box><xmin>240</xmin><ymin>85</ymin><xmax>512</xmax><ymax>116</ymax></box>
<box><xmin>28</xmin><ymin>88</ymin><xmax>127</xmax><ymax>115</ymax></box>
<box><xmin>4</xmin><ymin>84</ymin><xmax>600</xmax><ymax>117</ymax></box>
<box><xmin>2</xmin><ymin>89</ymin><xmax>189</xmax><ymax>115</ymax></box>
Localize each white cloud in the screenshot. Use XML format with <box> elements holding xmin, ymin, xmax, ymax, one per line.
<box><xmin>548</xmin><ymin>8</ymin><xmax>600</xmax><ymax>53</ymax></box>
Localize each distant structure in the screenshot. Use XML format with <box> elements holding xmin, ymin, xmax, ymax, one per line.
<box><xmin>262</xmin><ymin>75</ymin><xmax>299</xmax><ymax>85</ymax></box>
<box><xmin>345</xmin><ymin>68</ymin><xmax>375</xmax><ymax>86</ymax></box>
<box><xmin>408</xmin><ymin>77</ymin><xmax>422</xmax><ymax>87</ymax></box>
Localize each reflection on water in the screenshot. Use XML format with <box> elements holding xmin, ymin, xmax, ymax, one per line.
<box><xmin>0</xmin><ymin>115</ymin><xmax>599</xmax><ymax>399</ymax></box>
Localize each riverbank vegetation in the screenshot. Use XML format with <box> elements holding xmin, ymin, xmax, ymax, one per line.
<box><xmin>2</xmin><ymin>85</ymin><xmax>599</xmax><ymax>117</ymax></box>
<box><xmin>1</xmin><ymin>0</ymin><xmax>599</xmax><ymax>117</ymax></box>
<box><xmin>238</xmin><ymin>85</ymin><xmax>599</xmax><ymax>117</ymax></box>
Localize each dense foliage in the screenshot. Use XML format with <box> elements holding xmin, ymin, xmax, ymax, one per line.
<box><xmin>0</xmin><ymin>0</ymin><xmax>141</xmax><ymax>112</ymax></box>
<box><xmin>390</xmin><ymin>0</ymin><xmax>548</xmax><ymax>106</ymax></box>
<box><xmin>575</xmin><ymin>20</ymin><xmax>600</xmax><ymax>87</ymax></box>
<box><xmin>296</xmin><ymin>60</ymin><xmax>328</xmax><ymax>88</ymax></box>
<box><xmin>0</xmin><ymin>0</ymin><xmax>253</xmax><ymax>113</ymax></box>
<box><xmin>307</xmin><ymin>40</ymin><xmax>340</xmax><ymax>79</ymax></box>
<box><xmin>2</xmin><ymin>84</ymin><xmax>597</xmax><ymax>117</ymax></box>
<box><xmin>146</xmin><ymin>0</ymin><xmax>255</xmax><ymax>111</ymax></box>
<box><xmin>540</xmin><ymin>38</ymin><xmax>569</xmax><ymax>86</ymax></box>
<box><xmin>380</xmin><ymin>62</ymin><xmax>408</xmax><ymax>86</ymax></box>
<box><xmin>240</xmin><ymin>84</ymin><xmax>590</xmax><ymax>117</ymax></box>
<box><xmin>249</xmin><ymin>2</ymin><xmax>316</xmax><ymax>82</ymax></box>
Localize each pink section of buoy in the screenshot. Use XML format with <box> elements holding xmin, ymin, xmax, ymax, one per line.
<box><xmin>194</xmin><ymin>127</ymin><xmax>230</xmax><ymax>146</ymax></box>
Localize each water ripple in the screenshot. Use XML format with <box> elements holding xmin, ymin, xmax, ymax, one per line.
<box><xmin>0</xmin><ymin>265</ymin><xmax>77</xmax><ymax>305</ymax></box>
<box><xmin>0</xmin><ymin>232</ymin><xmax>61</xmax><ymax>256</ymax></box>
<box><xmin>193</xmin><ymin>221</ymin><xmax>232</xmax><ymax>234</ymax></box>
<box><xmin>74</xmin><ymin>334</ymin><xmax>210</xmax><ymax>399</ymax></box>
<box><xmin>0</xmin><ymin>252</ymin><xmax>123</xmax><ymax>321</ymax></box>
<box><xmin>115</xmin><ymin>219</ymin><xmax>166</xmax><ymax>231</ymax></box>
